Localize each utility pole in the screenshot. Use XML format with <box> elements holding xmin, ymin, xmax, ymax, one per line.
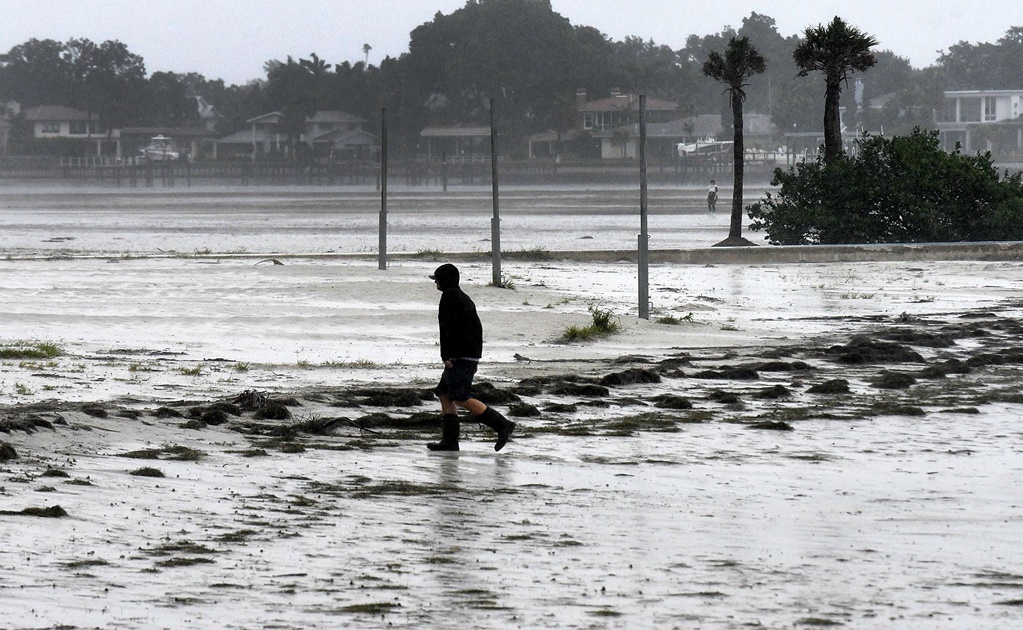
<box><xmin>378</xmin><ymin>107</ymin><xmax>388</xmax><ymax>270</ymax></box>
<box><xmin>490</xmin><ymin>98</ymin><xmax>502</xmax><ymax>286</ymax></box>
<box><xmin>638</xmin><ymin>95</ymin><xmax>650</xmax><ymax>319</ymax></box>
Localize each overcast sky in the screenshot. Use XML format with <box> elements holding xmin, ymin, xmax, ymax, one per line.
<box><xmin>3</xmin><ymin>0</ymin><xmax>1019</xmax><ymax>85</ymax></box>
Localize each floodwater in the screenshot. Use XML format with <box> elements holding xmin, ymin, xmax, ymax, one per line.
<box><xmin>1</xmin><ymin>185</ymin><xmax>1022</xmax><ymax>629</ymax></box>
<box><xmin>0</xmin><ymin>184</ymin><xmax>741</xmax><ymax>256</ymax></box>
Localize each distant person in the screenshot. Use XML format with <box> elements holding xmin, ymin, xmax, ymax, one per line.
<box><xmin>707</xmin><ymin>179</ymin><xmax>719</xmax><ymax>213</ymax></box>
<box><xmin>426</xmin><ymin>263</ymin><xmax>515</xmax><ymax>452</ymax></box>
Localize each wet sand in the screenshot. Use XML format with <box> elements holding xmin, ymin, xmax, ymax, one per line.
<box><xmin>1</xmin><ymin>187</ymin><xmax>1022</xmax><ymax>628</ymax></box>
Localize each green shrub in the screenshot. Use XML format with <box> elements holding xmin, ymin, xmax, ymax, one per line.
<box><xmin>588</xmin><ymin>305</ymin><xmax>620</xmax><ymax>333</ymax></box>
<box><xmin>748</xmin><ymin>128</ymin><xmax>1023</xmax><ymax>245</ymax></box>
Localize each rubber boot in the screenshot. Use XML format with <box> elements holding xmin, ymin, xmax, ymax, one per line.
<box><xmin>427</xmin><ymin>414</ymin><xmax>459</xmax><ymax>451</ymax></box>
<box><xmin>476</xmin><ymin>407</ymin><xmax>515</xmax><ymax>452</ymax></box>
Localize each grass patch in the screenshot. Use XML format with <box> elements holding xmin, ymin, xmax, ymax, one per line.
<box><xmin>117</xmin><ymin>445</ymin><xmax>204</xmax><ymax>461</ymax></box>
<box><xmin>129</xmin><ymin>467</ymin><xmax>165</xmax><ymax>477</ymax></box>
<box><xmin>216</xmin><ymin>529</ymin><xmax>259</xmax><ymax>543</ymax></box>
<box><xmin>350</xmin><ymin>480</ymin><xmax>446</xmax><ymax>499</ymax></box>
<box><xmin>655</xmin><ymin>312</ymin><xmax>694</xmax><ymax>325</ymax></box>
<box><xmin>562</xmin><ymin>324</ymin><xmax>597</xmax><ymax>341</ymax></box>
<box><xmin>528</xmin><ymin>423</ymin><xmax>595</xmax><ymax>436</ymax></box>
<box><xmin>322</xmin><ymin>359</ymin><xmax>378</xmax><ymax>369</ymax></box>
<box><xmin>237</xmin><ymin>448</ymin><xmax>269</xmax><ymax>458</ymax></box>
<box><xmin>506</xmin><ymin>246</ymin><xmax>552</xmax><ymax>261</ymax></box>
<box><xmin>795</xmin><ymin>619</ymin><xmax>843</xmax><ymax>627</ymax></box>
<box><xmin>489</xmin><ymin>274</ymin><xmax>516</xmax><ymax>290</ymax></box>
<box><xmin>414</xmin><ymin>248</ymin><xmax>444</xmax><ymax>259</ymax></box>
<box><xmin>149</xmin><ymin>541</ymin><xmax>219</xmax><ymax>556</ymax></box>
<box><xmin>0</xmin><ymin>342</ymin><xmax>63</xmax><ymax>360</ymax></box>
<box><xmin>562</xmin><ymin>305</ymin><xmax>621</xmax><ymax>342</ymax></box>
<box><xmin>156</xmin><ymin>557</ymin><xmax>215</xmax><ymax>568</ymax></box>
<box><xmin>62</xmin><ymin>558</ymin><xmax>110</xmax><ymax>569</ymax></box>
<box><xmin>603</xmin><ymin>413</ymin><xmax>680</xmax><ymax>436</ymax></box>
<box><xmin>179</xmin><ymin>364</ymin><xmax>205</xmax><ymax>376</ymax></box>
<box><xmin>335</xmin><ymin>602</ymin><xmax>401</xmax><ymax>614</ymax></box>
<box><xmin>589</xmin><ymin>305</ymin><xmax>619</xmax><ymax>332</ymax></box>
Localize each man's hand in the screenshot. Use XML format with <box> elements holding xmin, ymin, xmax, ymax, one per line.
<box><xmin>444</xmin><ymin>359</ymin><xmax>454</xmax><ymax>368</ymax></box>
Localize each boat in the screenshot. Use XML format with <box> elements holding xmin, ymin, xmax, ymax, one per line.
<box><xmin>139</xmin><ymin>135</ymin><xmax>179</xmax><ymax>161</ymax></box>
<box><xmin>677</xmin><ymin>136</ymin><xmax>733</xmax><ymax>156</ymax></box>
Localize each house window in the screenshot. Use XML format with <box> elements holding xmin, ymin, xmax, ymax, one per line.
<box><xmin>583</xmin><ymin>112</ymin><xmax>594</xmax><ymax>130</ymax></box>
<box><xmin>69</xmin><ymin>121</ymin><xmax>87</xmax><ymax>134</ymax></box>
<box><xmin>943</xmin><ymin>99</ymin><xmax>957</xmax><ymax>123</ymax></box>
<box><xmin>984</xmin><ymin>97</ymin><xmax>997</xmax><ymax>122</ymax></box>
<box><xmin>41</xmin><ymin>122</ymin><xmax>60</xmax><ymax>134</ymax></box>
<box><xmin>595</xmin><ymin>111</ymin><xmax>622</xmax><ymax>131</ymax></box>
<box><xmin>90</xmin><ymin>122</ymin><xmax>104</xmax><ymax>134</ymax></box>
<box><xmin>958</xmin><ymin>97</ymin><xmax>981</xmax><ymax>122</ymax></box>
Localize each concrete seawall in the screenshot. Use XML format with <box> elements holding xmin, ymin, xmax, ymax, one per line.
<box><xmin>393</xmin><ymin>241</ymin><xmax>1023</xmax><ymax>265</ymax></box>
<box><xmin>39</xmin><ymin>240</ymin><xmax>1013</xmax><ymax>266</ymax></box>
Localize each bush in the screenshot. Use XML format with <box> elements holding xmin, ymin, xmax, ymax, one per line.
<box><xmin>560</xmin><ymin>305</ymin><xmax>621</xmax><ymax>342</ymax></box>
<box><xmin>588</xmin><ymin>305</ymin><xmax>620</xmax><ymax>334</ymax></box>
<box><xmin>748</xmin><ymin>128</ymin><xmax>1023</xmax><ymax>244</ymax></box>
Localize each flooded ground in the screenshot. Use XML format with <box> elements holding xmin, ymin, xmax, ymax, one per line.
<box><xmin>1</xmin><ymin>186</ymin><xmax>1022</xmax><ymax>628</ymax></box>
<box><xmin>0</xmin><ymin>184</ymin><xmax>744</xmax><ymax>256</ymax></box>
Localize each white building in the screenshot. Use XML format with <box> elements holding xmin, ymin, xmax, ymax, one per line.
<box><xmin>937</xmin><ymin>90</ymin><xmax>1023</xmax><ymax>155</ymax></box>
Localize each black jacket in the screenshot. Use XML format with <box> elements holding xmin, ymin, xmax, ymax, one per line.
<box><xmin>437</xmin><ymin>286</ymin><xmax>483</xmax><ymax>361</ymax></box>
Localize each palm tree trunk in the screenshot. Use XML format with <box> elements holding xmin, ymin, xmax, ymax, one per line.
<box><xmin>823</xmin><ymin>77</ymin><xmax>843</xmax><ymax>164</ymax></box>
<box><xmin>730</xmin><ymin>90</ymin><xmax>744</xmax><ymax>240</ymax></box>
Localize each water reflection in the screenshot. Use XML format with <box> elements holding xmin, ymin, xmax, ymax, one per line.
<box><xmin>427</xmin><ymin>452</ymin><xmax>516</xmax><ymax>618</ymax></box>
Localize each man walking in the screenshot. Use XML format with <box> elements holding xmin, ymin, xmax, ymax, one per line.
<box><xmin>426</xmin><ymin>263</ymin><xmax>515</xmax><ymax>452</ymax></box>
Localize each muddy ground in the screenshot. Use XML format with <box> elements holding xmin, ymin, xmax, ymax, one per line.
<box><xmin>1</xmin><ymin>187</ymin><xmax>1022</xmax><ymax>628</ymax></box>
<box><xmin>3</xmin><ymin>305</ymin><xmax>1023</xmax><ymax>629</ymax></box>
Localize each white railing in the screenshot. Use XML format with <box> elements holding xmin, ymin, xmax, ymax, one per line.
<box><xmin>58</xmin><ymin>156</ymin><xmax>148</xmax><ymax>167</ymax></box>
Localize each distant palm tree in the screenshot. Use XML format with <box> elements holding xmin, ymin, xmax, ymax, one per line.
<box><xmin>362</xmin><ymin>43</ymin><xmax>372</xmax><ymax>67</ymax></box>
<box><xmin>703</xmin><ymin>36</ymin><xmax>766</xmax><ymax>244</ymax></box>
<box><xmin>793</xmin><ymin>17</ymin><xmax>878</xmax><ymax>164</ymax></box>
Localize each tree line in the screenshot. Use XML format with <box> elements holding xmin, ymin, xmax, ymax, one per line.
<box><xmin>0</xmin><ymin>0</ymin><xmax>1021</xmax><ymax>158</ymax></box>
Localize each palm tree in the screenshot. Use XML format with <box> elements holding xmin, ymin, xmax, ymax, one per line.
<box><xmin>703</xmin><ymin>36</ymin><xmax>766</xmax><ymax>245</ymax></box>
<box><xmin>362</xmin><ymin>43</ymin><xmax>372</xmax><ymax>67</ymax></box>
<box><xmin>793</xmin><ymin>17</ymin><xmax>878</xmax><ymax>164</ymax></box>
